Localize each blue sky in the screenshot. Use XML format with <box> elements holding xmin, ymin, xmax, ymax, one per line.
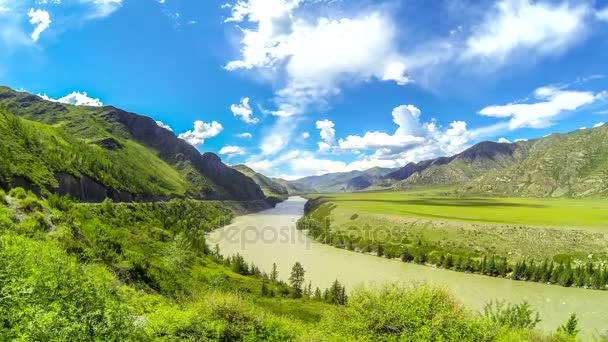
<box><xmin>1</xmin><ymin>0</ymin><xmax>608</xmax><ymax>179</ymax></box>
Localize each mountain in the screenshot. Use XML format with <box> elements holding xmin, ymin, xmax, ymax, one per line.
<box><xmin>383</xmin><ymin>141</ymin><xmax>529</xmax><ymax>190</ymax></box>
<box><xmin>371</xmin><ymin>125</ymin><xmax>608</xmax><ymax>198</ymax></box>
<box><xmin>232</xmin><ymin>164</ymin><xmax>288</xmax><ymax>197</ymax></box>
<box><xmin>469</xmin><ymin>126</ymin><xmax>608</xmax><ymax>197</ymax></box>
<box><xmin>0</xmin><ymin>86</ymin><xmax>265</xmax><ymax>202</ymax></box>
<box><xmin>290</xmin><ymin>167</ymin><xmax>396</xmax><ymax>193</ymax></box>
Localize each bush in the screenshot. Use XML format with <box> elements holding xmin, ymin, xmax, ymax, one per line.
<box><xmin>319</xmin><ymin>284</ymin><xmax>492</xmax><ymax>341</ymax></box>
<box><xmin>483</xmin><ymin>300</ymin><xmax>541</xmax><ymax>329</ymax></box>
<box><xmin>8</xmin><ymin>187</ymin><xmax>26</xmax><ymax>199</ymax></box>
<box><xmin>17</xmin><ymin>212</ymin><xmax>48</xmax><ymax>236</ymax></box>
<box><xmin>0</xmin><ymin>236</ymin><xmax>147</xmax><ymax>341</ymax></box>
<box><xmin>0</xmin><ymin>189</ymin><xmax>6</xmax><ymax>204</ymax></box>
<box><xmin>0</xmin><ymin>207</ymin><xmax>16</xmax><ymax>231</ymax></box>
<box><xmin>19</xmin><ymin>194</ymin><xmax>44</xmax><ymax>213</ymax></box>
<box><xmin>47</xmin><ymin>194</ymin><xmax>74</xmax><ymax>212</ymax></box>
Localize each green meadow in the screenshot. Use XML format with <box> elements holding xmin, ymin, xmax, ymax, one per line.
<box><xmin>316</xmin><ymin>190</ymin><xmax>608</xmax><ymax>229</ymax></box>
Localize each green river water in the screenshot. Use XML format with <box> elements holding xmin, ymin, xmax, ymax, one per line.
<box><xmin>207</xmin><ymin>197</ymin><xmax>607</xmax><ymax>338</ymax></box>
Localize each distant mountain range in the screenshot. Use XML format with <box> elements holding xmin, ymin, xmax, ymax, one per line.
<box><xmin>2</xmin><ymin>85</ymin><xmax>606</xmax><ymax>201</ymax></box>
<box><xmin>0</xmin><ymin>86</ymin><xmax>265</xmax><ymax>202</ymax></box>
<box><xmin>288</xmin><ymin>167</ymin><xmax>396</xmax><ymax>193</ymax></box>
<box><xmin>273</xmin><ymin>125</ymin><xmax>608</xmax><ymax>198</ymax></box>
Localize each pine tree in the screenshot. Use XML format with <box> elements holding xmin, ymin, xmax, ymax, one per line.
<box><xmin>557</xmin><ymin>314</ymin><xmax>580</xmax><ymax>337</ymax></box>
<box><xmin>289</xmin><ymin>262</ymin><xmax>306</xmax><ymax>298</ymax></box>
<box><xmin>270</xmin><ymin>262</ymin><xmax>279</xmax><ymax>283</ymax></box>
<box><xmin>481</xmin><ymin>256</ymin><xmax>487</xmax><ymax>275</ymax></box>
<box><xmin>314</xmin><ymin>287</ymin><xmax>322</xmax><ymax>300</ymax></box>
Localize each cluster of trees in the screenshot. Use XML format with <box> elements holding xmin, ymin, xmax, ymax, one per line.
<box><xmin>218</xmin><ymin>252</ymin><xmax>348</xmax><ymax>305</ymax></box>
<box><xmin>298</xmin><ymin>215</ymin><xmax>608</xmax><ymax>291</ymax></box>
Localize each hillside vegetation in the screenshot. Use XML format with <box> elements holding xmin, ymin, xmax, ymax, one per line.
<box><xmin>232</xmin><ymin>164</ymin><xmax>291</xmax><ymax>198</ymax></box>
<box><xmin>0</xmin><ymin>87</ymin><xmax>264</xmax><ymax>201</ymax></box>
<box><xmin>0</xmin><ymin>188</ymin><xmax>586</xmax><ymax>341</ymax></box>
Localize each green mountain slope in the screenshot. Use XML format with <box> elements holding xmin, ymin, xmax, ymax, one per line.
<box><xmin>232</xmin><ymin>164</ymin><xmax>289</xmax><ymax>197</ymax></box>
<box><xmin>0</xmin><ymin>86</ymin><xmax>264</xmax><ymax>201</ymax></box>
<box><xmin>390</xmin><ymin>141</ymin><xmax>530</xmax><ymax>190</ymax></box>
<box><xmin>371</xmin><ymin>125</ymin><xmax>608</xmax><ymax>198</ymax></box>
<box><xmin>469</xmin><ymin>125</ymin><xmax>608</xmax><ymax>197</ymax></box>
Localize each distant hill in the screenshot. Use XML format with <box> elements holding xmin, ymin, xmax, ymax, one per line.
<box><xmin>0</xmin><ymin>86</ymin><xmax>265</xmax><ymax>202</ymax></box>
<box><xmin>290</xmin><ymin>167</ymin><xmax>396</xmax><ymax>193</ymax></box>
<box><xmin>232</xmin><ymin>164</ymin><xmax>288</xmax><ymax>197</ymax></box>
<box><xmin>371</xmin><ymin>126</ymin><xmax>608</xmax><ymax>197</ymax></box>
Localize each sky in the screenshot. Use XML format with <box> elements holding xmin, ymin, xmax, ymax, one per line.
<box><xmin>1</xmin><ymin>0</ymin><xmax>608</xmax><ymax>180</ymax></box>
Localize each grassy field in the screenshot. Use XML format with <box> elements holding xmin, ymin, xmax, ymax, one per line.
<box><xmin>316</xmin><ymin>190</ymin><xmax>608</xmax><ymax>229</ymax></box>
<box><xmin>301</xmin><ymin>190</ymin><xmax>608</xmax><ymax>265</ymax></box>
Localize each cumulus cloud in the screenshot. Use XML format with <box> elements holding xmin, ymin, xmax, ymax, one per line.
<box><xmin>497</xmin><ymin>137</ymin><xmax>511</xmax><ymax>143</ymax></box>
<box><xmin>463</xmin><ymin>0</ymin><xmax>589</xmax><ymax>64</ymax></box>
<box><xmin>178</xmin><ymin>120</ymin><xmax>223</xmax><ymax>146</ymax></box>
<box><xmin>231</xmin><ymin>97</ymin><xmax>259</xmax><ymax>124</ymax></box>
<box><xmin>224</xmin><ymin>1</ymin><xmax>410</xmax><ymax>116</ymax></box>
<box><xmin>594</xmin><ymin>122</ymin><xmax>605</xmax><ymax>128</ymax></box>
<box><xmin>236</xmin><ymin>132</ymin><xmax>252</xmax><ymax>138</ymax></box>
<box><xmin>301</xmin><ymin>132</ymin><xmax>310</xmax><ymax>139</ymax></box>
<box><xmin>219</xmin><ymin>145</ymin><xmax>246</xmax><ymax>157</ymax></box>
<box><xmin>28</xmin><ymin>8</ymin><xmax>51</xmax><ymax>42</ymax></box>
<box><xmin>156</xmin><ymin>121</ymin><xmax>173</xmax><ymax>132</ymax></box>
<box><xmin>38</xmin><ymin>91</ymin><xmax>103</xmax><ymax>106</ymax></box>
<box><xmin>479</xmin><ymin>86</ymin><xmax>606</xmax><ymax>130</ymax></box>
<box><xmin>315</xmin><ymin>119</ymin><xmax>335</xmax><ymax>152</ymax></box>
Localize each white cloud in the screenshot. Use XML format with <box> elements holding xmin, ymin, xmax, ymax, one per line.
<box><xmin>231</xmin><ymin>97</ymin><xmax>259</xmax><ymax>124</ymax></box>
<box><xmin>315</xmin><ymin>119</ymin><xmax>335</xmax><ymax>152</ymax></box>
<box><xmin>479</xmin><ymin>86</ymin><xmax>606</xmax><ymax>130</ymax></box>
<box><xmin>497</xmin><ymin>137</ymin><xmax>510</xmax><ymax>143</ymax></box>
<box><xmin>178</xmin><ymin>120</ymin><xmax>223</xmax><ymax>146</ymax></box>
<box><xmin>301</xmin><ymin>132</ymin><xmax>310</xmax><ymax>139</ymax></box>
<box><xmin>579</xmin><ymin>126</ymin><xmax>587</xmax><ymax>130</ymax></box>
<box><xmin>28</xmin><ymin>8</ymin><xmax>51</xmax><ymax>42</ymax></box>
<box><xmin>593</xmin><ymin>122</ymin><xmax>605</xmax><ymax>128</ymax></box>
<box><xmin>236</xmin><ymin>132</ymin><xmax>253</xmax><ymax>138</ymax></box>
<box><xmin>514</xmin><ymin>138</ymin><xmax>528</xmax><ymax>142</ymax></box>
<box><xmin>219</xmin><ymin>145</ymin><xmax>246</xmax><ymax>157</ymax></box>
<box><xmin>156</xmin><ymin>121</ymin><xmax>173</xmax><ymax>132</ymax></box>
<box><xmin>81</xmin><ymin>0</ymin><xmax>123</xmax><ymax>18</ymax></box>
<box><xmin>38</xmin><ymin>91</ymin><xmax>103</xmax><ymax>106</ymax></box>
<box><xmin>463</xmin><ymin>0</ymin><xmax>589</xmax><ymax>64</ymax></box>
<box><xmin>224</xmin><ymin>1</ymin><xmax>410</xmax><ymax>115</ymax></box>
<box><xmin>597</xmin><ymin>7</ymin><xmax>608</xmax><ymax>21</ymax></box>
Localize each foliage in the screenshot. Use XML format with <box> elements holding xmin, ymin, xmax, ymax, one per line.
<box><xmin>0</xmin><ymin>235</ymin><xmax>146</xmax><ymax>341</ymax></box>
<box><xmin>483</xmin><ymin>300</ymin><xmax>541</xmax><ymax>329</ymax></box>
<box><xmin>8</xmin><ymin>186</ymin><xmax>26</xmax><ymax>199</ymax></box>
<box><xmin>289</xmin><ymin>262</ymin><xmax>306</xmax><ymax>298</ymax></box>
<box><xmin>557</xmin><ymin>314</ymin><xmax>580</xmax><ymax>337</ymax></box>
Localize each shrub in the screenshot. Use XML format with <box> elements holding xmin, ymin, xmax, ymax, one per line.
<box><xmin>320</xmin><ymin>284</ymin><xmax>492</xmax><ymax>341</ymax></box>
<box><xmin>0</xmin><ymin>207</ymin><xmax>16</xmax><ymax>231</ymax></box>
<box><xmin>19</xmin><ymin>194</ymin><xmax>44</xmax><ymax>213</ymax></box>
<box><xmin>483</xmin><ymin>300</ymin><xmax>541</xmax><ymax>329</ymax></box>
<box><xmin>17</xmin><ymin>212</ymin><xmax>48</xmax><ymax>236</ymax></box>
<box><xmin>0</xmin><ymin>189</ymin><xmax>6</xmax><ymax>204</ymax></box>
<box><xmin>0</xmin><ymin>236</ymin><xmax>147</xmax><ymax>341</ymax></box>
<box><xmin>8</xmin><ymin>187</ymin><xmax>26</xmax><ymax>199</ymax></box>
<box><xmin>47</xmin><ymin>194</ymin><xmax>74</xmax><ymax>212</ymax></box>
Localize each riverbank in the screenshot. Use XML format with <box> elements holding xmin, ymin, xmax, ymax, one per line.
<box><xmin>208</xmin><ymin>197</ymin><xmax>608</xmax><ymax>338</ymax></box>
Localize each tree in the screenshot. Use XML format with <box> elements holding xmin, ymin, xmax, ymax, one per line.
<box><xmin>289</xmin><ymin>262</ymin><xmax>305</xmax><ymax>298</ymax></box>
<box><xmin>557</xmin><ymin>314</ymin><xmax>580</xmax><ymax>337</ymax></box>
<box><xmin>270</xmin><ymin>262</ymin><xmax>279</xmax><ymax>283</ymax></box>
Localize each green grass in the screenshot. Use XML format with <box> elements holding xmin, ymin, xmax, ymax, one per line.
<box><xmin>317</xmin><ymin>190</ymin><xmax>608</xmax><ymax>229</ymax></box>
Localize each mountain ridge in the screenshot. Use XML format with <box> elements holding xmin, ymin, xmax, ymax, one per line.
<box><xmin>0</xmin><ymin>86</ymin><xmax>266</xmax><ymax>202</ymax></box>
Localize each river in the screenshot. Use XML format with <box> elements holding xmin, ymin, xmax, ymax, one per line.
<box><xmin>207</xmin><ymin>197</ymin><xmax>608</xmax><ymax>338</ymax></box>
